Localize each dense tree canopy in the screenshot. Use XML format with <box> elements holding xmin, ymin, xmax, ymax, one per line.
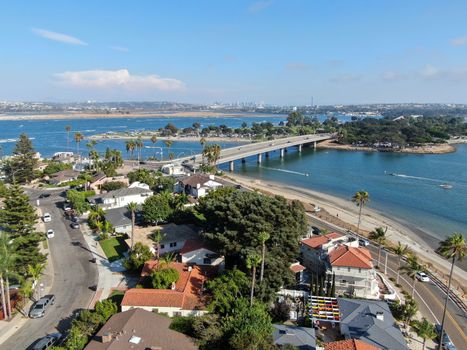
<box><xmin>5</xmin><ymin>133</ymin><xmax>38</xmax><ymax>183</ymax></box>
<box><xmin>142</xmin><ymin>192</ymin><xmax>173</xmax><ymax>224</ymax></box>
<box><xmin>197</xmin><ymin>189</ymin><xmax>307</xmax><ymax>300</ymax></box>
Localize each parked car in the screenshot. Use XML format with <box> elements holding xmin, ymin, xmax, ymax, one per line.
<box><xmin>435</xmin><ymin>324</ymin><xmax>456</xmax><ymax>350</ymax></box>
<box><xmin>46</xmin><ymin>229</ymin><xmax>55</xmax><ymax>238</ymax></box>
<box><xmin>43</xmin><ymin>213</ymin><xmax>51</xmax><ymax>222</ymax></box>
<box><xmin>359</xmin><ymin>239</ymin><xmax>370</xmax><ymax>247</ymax></box>
<box><xmin>39</xmin><ymin>193</ymin><xmax>50</xmax><ymax>199</ymax></box>
<box><xmin>31</xmin><ymin>333</ymin><xmax>62</xmax><ymax>350</ymax></box>
<box><xmin>311</xmin><ymin>226</ymin><xmax>321</xmax><ymax>235</ymax></box>
<box><xmin>70</xmin><ymin>222</ymin><xmax>80</xmax><ymax>229</ymax></box>
<box><xmin>64</xmin><ymin>203</ymin><xmax>72</xmax><ymax>211</ymax></box>
<box><xmin>313</xmin><ymin>206</ymin><xmax>321</xmax><ymax>213</ymax></box>
<box><xmin>29</xmin><ymin>295</ymin><xmax>55</xmax><ymax>318</ymax></box>
<box><xmin>416</xmin><ymin>271</ymin><xmax>430</xmax><ymax>282</ymax></box>
<box><xmin>71</xmin><ymin>216</ymin><xmax>79</xmax><ymax>223</ymax></box>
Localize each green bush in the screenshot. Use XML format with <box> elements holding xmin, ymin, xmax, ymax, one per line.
<box><xmin>151</xmin><ymin>267</ymin><xmax>180</xmax><ymax>289</ymax></box>
<box><xmin>101</xmin><ymin>181</ymin><xmax>126</xmax><ymax>192</ymax></box>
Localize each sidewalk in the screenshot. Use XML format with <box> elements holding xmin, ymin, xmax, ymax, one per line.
<box><xmin>0</xmin><ymin>206</ymin><xmax>54</xmax><ymax>346</ymax></box>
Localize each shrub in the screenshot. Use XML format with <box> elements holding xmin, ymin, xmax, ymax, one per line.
<box><xmin>101</xmin><ymin>181</ymin><xmax>126</xmax><ymax>192</ymax></box>
<box><xmin>151</xmin><ymin>267</ymin><xmax>180</xmax><ymax>289</ymax></box>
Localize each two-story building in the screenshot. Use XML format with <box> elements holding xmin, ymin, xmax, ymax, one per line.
<box><xmin>326</xmin><ymin>245</ymin><xmax>379</xmax><ymax>299</ymax></box>
<box><xmin>174</xmin><ymin>173</ymin><xmax>225</xmax><ymax>198</ymax></box>
<box><xmin>88</xmin><ymin>182</ymin><xmax>153</xmax><ymax>210</ymax></box>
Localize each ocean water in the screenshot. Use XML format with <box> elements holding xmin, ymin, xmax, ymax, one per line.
<box><xmin>0</xmin><ymin>115</ymin><xmax>465</xmax><ymax>243</ymax></box>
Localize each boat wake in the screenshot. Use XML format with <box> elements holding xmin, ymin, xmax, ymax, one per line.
<box><xmin>388</xmin><ymin>172</ymin><xmax>447</xmax><ymax>184</ymax></box>
<box><xmin>261</xmin><ymin>166</ymin><xmax>309</xmax><ymax>177</ymax></box>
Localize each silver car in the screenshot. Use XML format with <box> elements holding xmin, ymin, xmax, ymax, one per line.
<box><xmin>29</xmin><ymin>295</ymin><xmax>55</xmax><ymax>318</ymax></box>
<box><xmin>31</xmin><ymin>333</ymin><xmax>62</xmax><ymax>350</ymax></box>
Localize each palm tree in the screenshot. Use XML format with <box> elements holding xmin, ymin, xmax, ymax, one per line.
<box><xmin>200</xmin><ymin>137</ymin><xmax>207</xmax><ymax>163</ymax></box>
<box><xmin>127</xmin><ymin>202</ymin><xmax>138</xmax><ymax>251</ymax></box>
<box><xmin>394</xmin><ymin>242</ymin><xmax>410</xmax><ymax>284</ymax></box>
<box><xmin>27</xmin><ymin>263</ymin><xmax>45</xmax><ymax>300</ymax></box>
<box><xmin>258</xmin><ymin>231</ymin><xmax>270</xmax><ymax>283</ymax></box>
<box><xmin>437</xmin><ymin>233</ymin><xmax>466</xmax><ymax>350</ymax></box>
<box><xmin>65</xmin><ymin>125</ymin><xmax>71</xmax><ymax>150</ymax></box>
<box><xmin>164</xmin><ymin>140</ymin><xmax>173</xmax><ymax>160</ymax></box>
<box><xmin>0</xmin><ymin>231</ymin><xmax>16</xmax><ymax>320</ymax></box>
<box><xmin>352</xmin><ymin>190</ymin><xmax>369</xmax><ymax>234</ymax></box>
<box><xmin>135</xmin><ymin>137</ymin><xmax>144</xmax><ymax>164</ymax></box>
<box><xmin>246</xmin><ymin>251</ymin><xmax>261</xmax><ymax>306</ymax></box>
<box><xmin>150</xmin><ymin>135</ymin><xmax>158</xmax><ymax>158</ymax></box>
<box><xmin>74</xmin><ymin>132</ymin><xmax>84</xmax><ymax>157</ymax></box>
<box><xmin>125</xmin><ymin>140</ymin><xmax>136</xmax><ymax>161</ymax></box>
<box><xmin>412</xmin><ymin>318</ymin><xmax>436</xmax><ymax>350</ymax></box>
<box><xmin>400</xmin><ymin>255</ymin><xmax>422</xmax><ymax>297</ymax></box>
<box><xmin>369</xmin><ymin>227</ymin><xmax>386</xmax><ymax>268</ymax></box>
<box><xmin>151</xmin><ymin>229</ymin><xmax>164</xmax><ymax>259</ymax></box>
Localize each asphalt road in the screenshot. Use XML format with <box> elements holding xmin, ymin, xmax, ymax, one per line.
<box><xmin>308</xmin><ymin>215</ymin><xmax>467</xmax><ymax>350</ymax></box>
<box><xmin>1</xmin><ymin>189</ymin><xmax>98</xmax><ymax>350</ymax></box>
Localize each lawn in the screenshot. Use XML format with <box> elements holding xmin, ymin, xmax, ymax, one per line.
<box><xmin>99</xmin><ymin>237</ymin><xmax>128</xmax><ymax>262</ymax></box>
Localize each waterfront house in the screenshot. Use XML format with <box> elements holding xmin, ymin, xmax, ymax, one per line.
<box><xmin>89</xmin><ymin>173</ymin><xmax>129</xmax><ymax>194</ymax></box>
<box><xmin>179</xmin><ymin>239</ymin><xmax>225</xmax><ymax>268</ymax></box>
<box><xmin>174</xmin><ymin>173</ymin><xmax>225</xmax><ymax>198</ymax></box>
<box><xmin>47</xmin><ymin>169</ymin><xmax>80</xmax><ymax>186</ymax></box>
<box><xmin>273</xmin><ymin>325</ymin><xmax>316</xmax><ymax>350</ymax></box>
<box><xmin>88</xmin><ymin>182</ymin><xmax>152</xmax><ymax>210</ymax></box>
<box><xmin>121</xmin><ymin>261</ymin><xmax>215</xmax><ymax>317</ymax></box>
<box><xmin>338</xmin><ymin>298</ymin><xmax>408</xmax><ymax>350</ymax></box>
<box><xmin>326</xmin><ymin>245</ymin><xmax>379</xmax><ymax>299</ymax></box>
<box><xmin>84</xmin><ymin>308</ymin><xmax>197</xmax><ymax>350</ymax></box>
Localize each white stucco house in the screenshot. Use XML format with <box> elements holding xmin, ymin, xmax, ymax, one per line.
<box><xmin>88</xmin><ymin>182</ymin><xmax>153</xmax><ymax>210</ymax></box>
<box><xmin>174</xmin><ymin>174</ymin><xmax>224</xmax><ymax>198</ymax></box>
<box><xmin>179</xmin><ymin>240</ymin><xmax>225</xmax><ymax>268</ymax></box>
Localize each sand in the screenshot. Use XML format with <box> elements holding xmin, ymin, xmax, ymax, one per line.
<box><xmin>225</xmin><ymin>173</ymin><xmax>467</xmax><ymax>296</ymax></box>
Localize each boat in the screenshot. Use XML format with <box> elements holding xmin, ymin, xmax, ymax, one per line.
<box><xmin>439</xmin><ymin>184</ymin><xmax>453</xmax><ymax>189</ymax></box>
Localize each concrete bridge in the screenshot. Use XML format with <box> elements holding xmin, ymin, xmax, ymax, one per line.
<box><xmin>178</xmin><ymin>133</ymin><xmax>333</xmax><ymax>171</ymax></box>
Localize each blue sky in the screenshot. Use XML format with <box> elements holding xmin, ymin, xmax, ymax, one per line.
<box><xmin>1</xmin><ymin>0</ymin><xmax>467</xmax><ymax>105</ymax></box>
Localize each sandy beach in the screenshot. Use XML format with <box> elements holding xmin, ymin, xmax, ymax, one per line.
<box><xmin>317</xmin><ymin>139</ymin><xmax>456</xmax><ymax>154</ymax></box>
<box><xmin>225</xmin><ymin>173</ymin><xmax>467</xmax><ymax>296</ymax></box>
<box><xmin>0</xmin><ymin>111</ymin><xmax>283</xmax><ymax>121</ymax></box>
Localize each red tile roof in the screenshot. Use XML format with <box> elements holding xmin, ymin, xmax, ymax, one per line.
<box><xmin>290</xmin><ymin>263</ymin><xmax>306</xmax><ymax>273</ymax></box>
<box><xmin>329</xmin><ymin>245</ymin><xmax>373</xmax><ymax>269</ymax></box>
<box><xmin>179</xmin><ymin>239</ymin><xmax>213</xmax><ymax>255</ymax></box>
<box><xmin>325</xmin><ymin>339</ymin><xmax>381</xmax><ymax>350</ymax></box>
<box><xmin>301</xmin><ymin>232</ymin><xmax>344</xmax><ymax>249</ymax></box>
<box><xmin>124</xmin><ymin>261</ymin><xmax>216</xmax><ymax>311</ymax></box>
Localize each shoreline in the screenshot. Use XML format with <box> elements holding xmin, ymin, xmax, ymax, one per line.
<box><xmin>225</xmin><ymin>173</ymin><xmax>467</xmax><ymax>294</ymax></box>
<box><xmin>317</xmin><ymin>139</ymin><xmax>456</xmax><ymax>154</ymax></box>
<box><xmin>87</xmin><ymin>134</ymin><xmax>251</xmax><ymax>143</ymax></box>
<box><xmin>0</xmin><ymin>111</ymin><xmax>285</xmax><ymax>121</ymax></box>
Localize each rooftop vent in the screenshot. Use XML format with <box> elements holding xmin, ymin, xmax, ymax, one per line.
<box><xmin>101</xmin><ymin>332</ymin><xmax>112</xmax><ymax>343</ymax></box>
<box><xmin>188</xmin><ymin>266</ymin><xmax>193</xmax><ymax>272</ymax></box>
<box><xmin>375</xmin><ymin>311</ymin><xmax>384</xmax><ymax>321</ymax></box>
<box><xmin>129</xmin><ymin>335</ymin><xmax>141</xmax><ymax>344</ymax></box>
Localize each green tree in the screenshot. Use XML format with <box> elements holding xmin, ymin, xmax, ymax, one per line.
<box><xmin>164</xmin><ymin>139</ymin><xmax>173</xmax><ymax>160</ymax></box>
<box><xmin>436</xmin><ymin>232</ymin><xmax>466</xmax><ymax>350</ymax></box>
<box><xmin>369</xmin><ymin>227</ymin><xmax>386</xmax><ymax>267</ymax></box>
<box><xmin>125</xmin><ymin>140</ymin><xmax>136</xmax><ymax>160</ymax></box>
<box><xmin>135</xmin><ymin>137</ymin><xmax>144</xmax><ymax>164</ymax></box>
<box><xmin>66</xmin><ymin>189</ymin><xmax>92</xmax><ymax>214</ymax></box>
<box><xmin>352</xmin><ymin>190</ymin><xmax>369</xmax><ymax>234</ymax></box>
<box><xmin>127</xmin><ymin>202</ymin><xmax>138</xmax><ymax>250</ymax></box>
<box><xmin>394</xmin><ymin>242</ymin><xmax>410</xmax><ymax>284</ymax></box>
<box><xmin>258</xmin><ymin>231</ymin><xmax>270</xmax><ymax>283</ymax></box>
<box><xmin>123</xmin><ymin>242</ymin><xmax>153</xmax><ymax>272</ymax></box>
<box><xmin>412</xmin><ymin>318</ymin><xmax>437</xmax><ymax>350</ymax></box>
<box><xmin>198</xmin><ymin>189</ymin><xmax>307</xmax><ymax>301</ymax></box>
<box><xmin>142</xmin><ymin>192</ymin><xmax>173</xmax><ymax>224</ymax></box>
<box><xmin>0</xmin><ymin>185</ymin><xmax>45</xmax><ymax>276</ymax></box>
<box><xmin>151</xmin><ymin>229</ymin><xmax>164</xmax><ymax>259</ymax></box>
<box><xmin>74</xmin><ymin>132</ymin><xmax>84</xmax><ymax>156</ymax></box>
<box><xmin>150</xmin><ymin>267</ymin><xmax>180</xmax><ymax>289</ymax></box>
<box><xmin>206</xmin><ymin>269</ymin><xmax>250</xmax><ymax>316</ymax></box>
<box><xmin>28</xmin><ymin>263</ymin><xmax>45</xmax><ymax>299</ymax></box>
<box><xmin>65</xmin><ymin>125</ymin><xmax>72</xmax><ymax>150</ymax></box>
<box><xmin>150</xmin><ymin>135</ymin><xmax>158</xmax><ymax>158</ymax></box>
<box><xmin>0</xmin><ymin>231</ymin><xmax>17</xmax><ymax>320</ymax></box>
<box><xmin>7</xmin><ymin>133</ymin><xmax>38</xmax><ymax>183</ymax></box>
<box><xmin>400</xmin><ymin>255</ymin><xmax>422</xmax><ymax>297</ymax></box>
<box><xmin>94</xmin><ymin>299</ymin><xmax>118</xmax><ymax>322</ymax></box>
<box><xmin>246</xmin><ymin>251</ymin><xmax>261</xmax><ymax>306</ymax></box>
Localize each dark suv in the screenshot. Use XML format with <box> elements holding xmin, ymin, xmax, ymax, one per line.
<box><xmin>29</xmin><ymin>295</ymin><xmax>55</xmax><ymax>318</ymax></box>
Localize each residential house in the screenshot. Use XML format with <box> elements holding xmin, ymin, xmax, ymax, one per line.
<box><xmin>174</xmin><ymin>174</ymin><xmax>224</xmax><ymax>198</ymax></box>
<box><xmin>301</xmin><ymin>233</ymin><xmax>357</xmax><ymax>275</ymax></box>
<box><xmin>325</xmin><ymin>339</ymin><xmax>381</xmax><ymax>350</ymax></box>
<box><xmin>290</xmin><ymin>262</ymin><xmax>306</xmax><ymax>284</ymax></box>
<box><xmin>180</xmin><ymin>239</ymin><xmax>225</xmax><ymax>268</ymax></box>
<box><xmin>161</xmin><ymin>163</ymin><xmax>186</xmax><ymax>175</ymax></box>
<box><xmin>104</xmin><ymin>207</ymin><xmax>133</xmax><ymax>235</ymax></box>
<box><xmin>84</xmin><ymin>308</ymin><xmax>197</xmax><ymax>350</ymax></box>
<box><xmin>52</xmin><ymin>151</ymin><xmax>75</xmax><ymax>163</ymax></box>
<box><xmin>88</xmin><ymin>182</ymin><xmax>152</xmax><ymax>210</ymax></box>
<box><xmin>273</xmin><ymin>325</ymin><xmax>316</xmax><ymax>350</ymax></box>
<box><xmin>326</xmin><ymin>245</ymin><xmax>379</xmax><ymax>299</ymax></box>
<box><xmin>338</xmin><ymin>298</ymin><xmax>408</xmax><ymax>350</ymax></box>
<box><xmin>89</xmin><ymin>174</ymin><xmax>129</xmax><ymax>193</ymax></box>
<box><xmin>157</xmin><ymin>224</ymin><xmax>201</xmax><ymax>256</ymax></box>
<box><xmin>47</xmin><ymin>169</ymin><xmax>81</xmax><ymax>186</ymax></box>
<box><xmin>121</xmin><ymin>261</ymin><xmax>216</xmax><ymax>317</ymax></box>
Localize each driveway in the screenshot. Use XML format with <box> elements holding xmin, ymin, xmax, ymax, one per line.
<box><xmin>0</xmin><ymin>189</ymin><xmax>98</xmax><ymax>350</ymax></box>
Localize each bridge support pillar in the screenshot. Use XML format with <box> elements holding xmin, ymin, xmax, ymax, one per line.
<box><xmin>241</xmin><ymin>158</ymin><xmax>246</xmax><ymax>164</ymax></box>
<box><xmin>298</xmin><ymin>144</ymin><xmax>302</xmax><ymax>153</ymax></box>
<box><xmin>257</xmin><ymin>153</ymin><xmax>262</xmax><ymax>164</ymax></box>
<box><xmin>313</xmin><ymin>141</ymin><xmax>317</xmax><ymax>149</ymax></box>
<box><xmin>265</xmin><ymin>152</ymin><xmax>270</xmax><ymax>158</ymax></box>
<box><xmin>229</xmin><ymin>161</ymin><xmax>234</xmax><ymax>172</ymax></box>
<box><xmin>280</xmin><ymin>148</ymin><xmax>285</xmax><ymax>158</ymax></box>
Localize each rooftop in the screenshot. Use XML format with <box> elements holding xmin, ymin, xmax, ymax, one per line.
<box><xmin>84</xmin><ymin>308</ymin><xmax>197</xmax><ymax>350</ymax></box>
<box><xmin>273</xmin><ymin>324</ymin><xmax>316</xmax><ymax>350</ymax></box>
<box><xmin>329</xmin><ymin>245</ymin><xmax>373</xmax><ymax>269</ymax></box>
<box><xmin>325</xmin><ymin>339</ymin><xmax>381</xmax><ymax>350</ymax></box>
<box><xmin>301</xmin><ymin>232</ymin><xmax>344</xmax><ymax>249</ymax></box>
<box><xmin>104</xmin><ymin>207</ymin><xmax>132</xmax><ymax>228</ymax></box>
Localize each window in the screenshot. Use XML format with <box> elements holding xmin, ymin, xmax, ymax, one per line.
<box><xmin>341</xmin><ymin>280</ymin><xmax>347</xmax><ymax>284</ymax></box>
<box><xmin>173</xmin><ymin>311</ymin><xmax>182</xmax><ymax>317</ymax></box>
<box><xmin>152</xmin><ymin>308</ymin><xmax>159</xmax><ymax>313</ymax></box>
<box><xmin>347</xmin><ymin>267</ymin><xmax>351</xmax><ymax>272</ymax></box>
<box><xmin>358</xmin><ymin>268</ymin><xmax>362</xmax><ymax>273</ymax></box>
<box><xmin>170</xmin><ymin>242</ymin><xmax>177</xmax><ymax>248</ymax></box>
<box><xmin>160</xmin><ymin>244</ymin><xmax>165</xmax><ymax>249</ymax></box>
<box><xmin>203</xmin><ymin>258</ymin><xmax>212</xmax><ymax>265</ymax></box>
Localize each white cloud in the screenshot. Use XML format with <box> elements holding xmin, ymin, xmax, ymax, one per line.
<box><xmin>55</xmin><ymin>69</ymin><xmax>185</xmax><ymax>91</ymax></box>
<box><xmin>32</xmin><ymin>28</ymin><xmax>87</xmax><ymax>45</ymax></box>
<box><xmin>248</xmin><ymin>1</ymin><xmax>273</xmax><ymax>13</ymax></box>
<box><xmin>450</xmin><ymin>35</ymin><xmax>467</xmax><ymax>47</ymax></box>
<box><xmin>110</xmin><ymin>46</ymin><xmax>129</xmax><ymax>52</ymax></box>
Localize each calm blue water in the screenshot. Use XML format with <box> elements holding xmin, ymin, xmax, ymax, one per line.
<box><xmin>1</xmin><ymin>115</ymin><xmax>465</xmax><ymax>242</ymax></box>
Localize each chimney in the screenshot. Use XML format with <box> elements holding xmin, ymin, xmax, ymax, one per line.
<box><xmin>375</xmin><ymin>311</ymin><xmax>384</xmax><ymax>321</ymax></box>
<box><xmin>101</xmin><ymin>332</ymin><xmax>112</xmax><ymax>343</ymax></box>
<box><xmin>188</xmin><ymin>266</ymin><xmax>193</xmax><ymax>272</ymax></box>
<box><xmin>171</xmin><ymin>282</ymin><xmax>176</xmax><ymax>290</ymax></box>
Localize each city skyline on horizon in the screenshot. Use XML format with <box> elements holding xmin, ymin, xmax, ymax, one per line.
<box><xmin>2</xmin><ymin>1</ymin><xmax>467</xmax><ymax>105</ymax></box>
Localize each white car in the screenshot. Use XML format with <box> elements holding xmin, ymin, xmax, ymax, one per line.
<box><xmin>416</xmin><ymin>271</ymin><xmax>430</xmax><ymax>282</ymax></box>
<box><xmin>43</xmin><ymin>213</ymin><xmax>51</xmax><ymax>222</ymax></box>
<box><xmin>359</xmin><ymin>239</ymin><xmax>370</xmax><ymax>247</ymax></box>
<box><xmin>46</xmin><ymin>229</ymin><xmax>55</xmax><ymax>238</ymax></box>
